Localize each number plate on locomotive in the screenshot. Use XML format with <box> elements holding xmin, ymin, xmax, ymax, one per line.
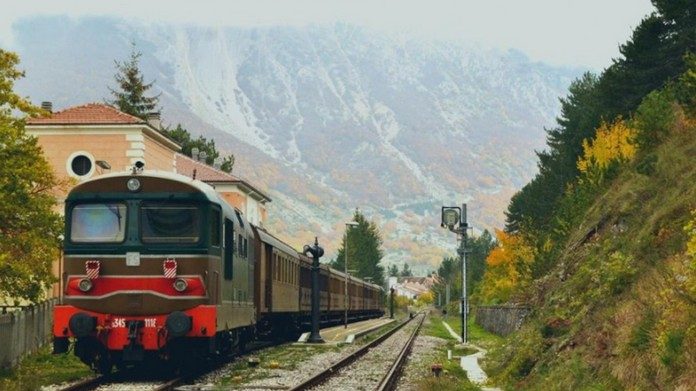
<box><xmin>126</xmin><ymin>252</ymin><xmax>140</xmax><ymax>266</ymax></box>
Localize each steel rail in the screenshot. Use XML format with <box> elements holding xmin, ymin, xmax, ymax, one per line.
<box><xmin>375</xmin><ymin>313</ymin><xmax>425</xmax><ymax>391</ymax></box>
<box><xmin>57</xmin><ymin>375</ymin><xmax>106</xmax><ymax>391</ymax></box>
<box><xmin>289</xmin><ymin>314</ymin><xmax>421</xmax><ymax>391</ymax></box>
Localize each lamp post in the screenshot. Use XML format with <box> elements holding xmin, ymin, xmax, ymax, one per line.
<box><xmin>344</xmin><ymin>221</ymin><xmax>359</xmax><ymax>328</ymax></box>
<box><xmin>303</xmin><ymin>237</ymin><xmax>325</xmax><ymax>343</ymax></box>
<box><xmin>441</xmin><ymin>204</ymin><xmax>470</xmax><ymax>343</ymax></box>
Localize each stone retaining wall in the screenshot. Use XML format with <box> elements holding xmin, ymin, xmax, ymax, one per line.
<box><xmin>474</xmin><ymin>305</ymin><xmax>530</xmax><ymax>336</ymax></box>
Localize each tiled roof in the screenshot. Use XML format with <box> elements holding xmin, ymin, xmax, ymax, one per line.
<box><xmin>176</xmin><ymin>153</ymin><xmax>271</xmax><ymax>202</ymax></box>
<box><xmin>175</xmin><ymin>153</ymin><xmax>240</xmax><ymax>182</ymax></box>
<box><xmin>27</xmin><ymin>103</ymin><xmax>146</xmax><ymax>125</ymax></box>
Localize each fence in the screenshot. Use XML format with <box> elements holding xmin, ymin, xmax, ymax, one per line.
<box><xmin>0</xmin><ymin>299</ymin><xmax>55</xmax><ymax>369</ymax></box>
<box><xmin>474</xmin><ymin>305</ymin><xmax>530</xmax><ymax>336</ymax></box>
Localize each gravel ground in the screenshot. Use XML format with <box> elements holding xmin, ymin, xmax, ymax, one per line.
<box><xmin>184</xmin><ymin>319</ymin><xmax>409</xmax><ymax>391</ymax></box>
<box><xmin>307</xmin><ymin>315</ymin><xmax>423</xmax><ymax>391</ymax></box>
<box><xmin>396</xmin><ymin>317</ymin><xmax>449</xmax><ymax>391</ymax></box>
<box><xmin>94</xmin><ymin>381</ymin><xmax>164</xmax><ymax>391</ymax></box>
<box><xmin>188</xmin><ymin>343</ymin><xmax>364</xmax><ymax>391</ymax></box>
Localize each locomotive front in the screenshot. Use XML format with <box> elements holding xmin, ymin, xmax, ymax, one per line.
<box><xmin>53</xmin><ymin>172</ymin><xmax>223</xmax><ymax>373</ymax></box>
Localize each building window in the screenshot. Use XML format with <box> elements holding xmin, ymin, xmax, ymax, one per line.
<box><xmin>66</xmin><ymin>151</ymin><xmax>95</xmax><ymax>178</ymax></box>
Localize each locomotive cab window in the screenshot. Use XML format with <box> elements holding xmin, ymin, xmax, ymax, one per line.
<box><xmin>70</xmin><ymin>203</ymin><xmax>126</xmax><ymax>243</ymax></box>
<box><xmin>140</xmin><ymin>202</ymin><xmax>200</xmax><ymax>243</ymax></box>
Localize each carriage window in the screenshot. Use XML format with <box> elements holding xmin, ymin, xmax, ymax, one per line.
<box><xmin>238</xmin><ymin>234</ymin><xmax>243</xmax><ymax>256</ymax></box>
<box><xmin>224</xmin><ymin>219</ymin><xmax>234</xmax><ymax>280</ymax></box>
<box><xmin>210</xmin><ymin>209</ymin><xmax>221</xmax><ymax>247</ymax></box>
<box><xmin>71</xmin><ymin>203</ymin><xmax>126</xmax><ymax>243</ymax></box>
<box><xmin>141</xmin><ymin>203</ymin><xmax>200</xmax><ymax>243</ymax></box>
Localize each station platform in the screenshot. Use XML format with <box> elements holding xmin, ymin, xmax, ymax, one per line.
<box><xmin>298</xmin><ymin>316</ymin><xmax>396</xmax><ymax>344</ymax></box>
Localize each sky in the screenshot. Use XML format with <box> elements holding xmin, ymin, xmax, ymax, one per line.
<box><xmin>0</xmin><ymin>0</ymin><xmax>655</xmax><ymax>69</ymax></box>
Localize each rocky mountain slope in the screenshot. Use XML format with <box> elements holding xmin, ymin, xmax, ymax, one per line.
<box><xmin>12</xmin><ymin>16</ymin><xmax>581</xmax><ymax>270</ymax></box>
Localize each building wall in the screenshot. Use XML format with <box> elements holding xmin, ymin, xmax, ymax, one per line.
<box><xmin>140</xmin><ymin>135</ymin><xmax>177</xmax><ymax>172</ymax></box>
<box><xmin>33</xmin><ymin>132</ymin><xmax>131</xmax><ymax>183</ymax></box>
<box><xmin>220</xmin><ymin>191</ymin><xmax>247</xmax><ymax>212</ymax></box>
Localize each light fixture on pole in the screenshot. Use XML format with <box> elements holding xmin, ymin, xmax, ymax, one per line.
<box><xmin>344</xmin><ymin>221</ymin><xmax>359</xmax><ymax>329</ymax></box>
<box><xmin>441</xmin><ymin>204</ymin><xmax>471</xmax><ymax>343</ymax></box>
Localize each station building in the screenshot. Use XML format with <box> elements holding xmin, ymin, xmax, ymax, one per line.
<box><xmin>25</xmin><ymin>102</ymin><xmax>271</xmax><ymax>296</ymax></box>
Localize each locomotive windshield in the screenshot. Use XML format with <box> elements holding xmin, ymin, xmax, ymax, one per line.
<box><xmin>140</xmin><ymin>202</ymin><xmax>200</xmax><ymax>243</ymax></box>
<box><xmin>70</xmin><ymin>203</ymin><xmax>127</xmax><ymax>243</ymax></box>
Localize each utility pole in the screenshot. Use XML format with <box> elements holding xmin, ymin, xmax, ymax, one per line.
<box><xmin>303</xmin><ymin>237</ymin><xmax>325</xmax><ymax>343</ymax></box>
<box><xmin>460</xmin><ymin>205</ymin><xmax>468</xmax><ymax>343</ymax></box>
<box><xmin>441</xmin><ymin>203</ymin><xmax>470</xmax><ymax>343</ymax></box>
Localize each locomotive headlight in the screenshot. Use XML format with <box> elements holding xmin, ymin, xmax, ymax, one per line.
<box><xmin>78</xmin><ymin>278</ymin><xmax>93</xmax><ymax>292</ymax></box>
<box><xmin>173</xmin><ymin>278</ymin><xmax>188</xmax><ymax>292</ymax></box>
<box><xmin>126</xmin><ymin>178</ymin><xmax>141</xmax><ymax>192</ymax></box>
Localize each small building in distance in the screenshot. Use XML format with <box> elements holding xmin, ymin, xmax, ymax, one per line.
<box><xmin>387</xmin><ymin>275</ymin><xmax>438</xmax><ymax>300</ymax></box>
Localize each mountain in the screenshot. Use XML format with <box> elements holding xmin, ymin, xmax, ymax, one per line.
<box><xmin>11</xmin><ymin>16</ymin><xmax>582</xmax><ymax>271</ymax></box>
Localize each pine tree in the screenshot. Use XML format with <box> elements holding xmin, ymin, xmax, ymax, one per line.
<box><xmin>331</xmin><ymin>210</ymin><xmax>385</xmax><ymax>287</ymax></box>
<box><xmin>400</xmin><ymin>263</ymin><xmax>413</xmax><ymax>277</ymax></box>
<box><xmin>0</xmin><ymin>49</ymin><xmax>62</xmax><ymax>303</ymax></box>
<box><xmin>387</xmin><ymin>264</ymin><xmax>399</xmax><ymax>277</ymax></box>
<box><xmin>108</xmin><ymin>45</ymin><xmax>159</xmax><ymax>119</ymax></box>
<box><xmin>161</xmin><ymin>123</ymin><xmax>236</xmax><ymax>173</ymax></box>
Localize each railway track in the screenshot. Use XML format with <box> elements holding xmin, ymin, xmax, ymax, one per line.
<box><xmin>57</xmin><ymin>372</ymin><xmax>184</xmax><ymax>391</ymax></box>
<box><xmin>290</xmin><ymin>313</ymin><xmax>426</xmax><ymax>391</ymax></box>
<box><xmin>56</xmin><ymin>338</ymin><xmax>284</xmax><ymax>391</ymax></box>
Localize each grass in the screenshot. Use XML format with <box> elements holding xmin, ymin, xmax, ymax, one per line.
<box><xmin>443</xmin><ymin>313</ymin><xmax>504</xmax><ymax>349</ymax></box>
<box><xmin>0</xmin><ymin>345</ymin><xmax>93</xmax><ymax>391</ymax></box>
<box><xmin>413</xmin><ymin>316</ymin><xmax>482</xmax><ymax>391</ymax></box>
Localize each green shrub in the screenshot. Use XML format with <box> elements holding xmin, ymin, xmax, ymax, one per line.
<box><xmin>635</xmin><ymin>153</ymin><xmax>658</xmax><ymax>175</ymax></box>
<box><xmin>660</xmin><ymin>330</ymin><xmax>685</xmax><ymax>369</ymax></box>
<box><xmin>628</xmin><ymin>310</ymin><xmax>655</xmax><ymax>351</ymax></box>
<box><xmin>632</xmin><ymin>90</ymin><xmax>676</xmax><ymax>150</ymax></box>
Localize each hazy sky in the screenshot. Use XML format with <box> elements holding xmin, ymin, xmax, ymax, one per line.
<box><xmin>1</xmin><ymin>0</ymin><xmax>654</xmax><ymax>69</ymax></box>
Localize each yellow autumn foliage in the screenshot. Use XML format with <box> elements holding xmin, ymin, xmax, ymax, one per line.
<box><xmin>477</xmin><ymin>229</ymin><xmax>535</xmax><ymax>304</ymax></box>
<box><xmin>577</xmin><ymin>118</ymin><xmax>637</xmax><ymax>176</ymax></box>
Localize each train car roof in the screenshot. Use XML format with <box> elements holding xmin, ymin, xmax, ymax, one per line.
<box><xmin>252</xmin><ymin>225</ymin><xmax>299</xmax><ymax>257</ymax></box>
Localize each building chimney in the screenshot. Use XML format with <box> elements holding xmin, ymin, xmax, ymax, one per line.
<box><xmin>146</xmin><ymin>112</ymin><xmax>161</xmax><ymax>129</ymax></box>
<box><xmin>199</xmin><ymin>151</ymin><xmax>208</xmax><ymax>163</ymax></box>
<box><xmin>41</xmin><ymin>101</ymin><xmax>53</xmax><ymax>113</ymax></box>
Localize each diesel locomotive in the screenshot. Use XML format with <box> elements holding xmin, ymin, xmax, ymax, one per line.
<box><xmin>53</xmin><ymin>171</ymin><xmax>383</xmax><ymax>373</ymax></box>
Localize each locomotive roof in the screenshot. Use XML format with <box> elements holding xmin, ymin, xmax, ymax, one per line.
<box><xmin>68</xmin><ymin>170</ymin><xmax>222</xmax><ymax>202</ymax></box>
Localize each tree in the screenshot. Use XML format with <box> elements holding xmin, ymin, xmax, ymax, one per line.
<box><xmin>387</xmin><ymin>264</ymin><xmax>399</xmax><ymax>277</ymax></box>
<box><xmin>399</xmin><ymin>263</ymin><xmax>413</xmax><ymax>277</ymax></box>
<box><xmin>107</xmin><ymin>45</ymin><xmax>159</xmax><ymax>119</ymax></box>
<box><xmin>431</xmin><ymin>229</ymin><xmax>496</xmax><ymax>305</ymax></box>
<box><xmin>0</xmin><ymin>49</ymin><xmax>62</xmax><ymax>303</ymax></box>
<box><xmin>161</xmin><ymin>123</ymin><xmax>235</xmax><ymax>173</ymax></box>
<box><xmin>477</xmin><ymin>230</ymin><xmax>535</xmax><ymax>304</ymax></box>
<box><xmin>331</xmin><ymin>210</ymin><xmax>385</xmax><ymax>287</ymax></box>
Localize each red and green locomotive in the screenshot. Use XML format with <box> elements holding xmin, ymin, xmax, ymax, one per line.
<box><xmin>53</xmin><ymin>171</ymin><xmax>382</xmax><ymax>373</ymax></box>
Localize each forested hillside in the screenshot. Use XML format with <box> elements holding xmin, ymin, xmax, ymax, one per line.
<box><xmin>476</xmin><ymin>1</ymin><xmax>696</xmax><ymax>389</ymax></box>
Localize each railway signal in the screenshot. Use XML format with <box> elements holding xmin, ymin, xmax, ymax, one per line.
<box><xmin>303</xmin><ymin>237</ymin><xmax>325</xmax><ymax>343</ymax></box>
<box><xmin>440</xmin><ymin>204</ymin><xmax>471</xmax><ymax>343</ymax></box>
